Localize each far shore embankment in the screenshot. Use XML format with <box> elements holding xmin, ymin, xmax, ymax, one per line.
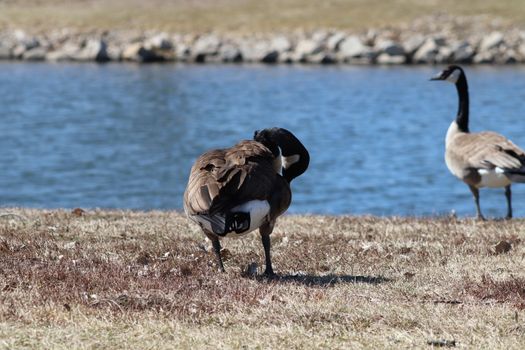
<box><xmin>1</xmin><ymin>15</ymin><xmax>525</xmax><ymax>65</ymax></box>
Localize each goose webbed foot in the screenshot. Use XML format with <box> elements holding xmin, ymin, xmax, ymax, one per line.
<box><xmin>263</xmin><ymin>268</ymin><xmax>276</xmax><ymax>279</ymax></box>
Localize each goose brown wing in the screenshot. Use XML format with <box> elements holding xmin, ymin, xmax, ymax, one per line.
<box><xmin>184</xmin><ymin>149</ymin><xmax>227</xmax><ymax>215</ymax></box>
<box><xmin>184</xmin><ymin>141</ymin><xmax>277</xmax><ymax>216</ymax></box>
<box><xmin>451</xmin><ymin>132</ymin><xmax>525</xmax><ymax>170</ymax></box>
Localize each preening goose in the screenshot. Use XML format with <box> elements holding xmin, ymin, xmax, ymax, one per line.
<box><xmin>431</xmin><ymin>65</ymin><xmax>525</xmax><ymax>220</ymax></box>
<box><xmin>183</xmin><ymin>127</ymin><xmax>309</xmax><ymax>275</ymax></box>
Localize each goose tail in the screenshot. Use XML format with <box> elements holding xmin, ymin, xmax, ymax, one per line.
<box><xmin>505</xmin><ymin>167</ymin><xmax>525</xmax><ymax>183</ymax></box>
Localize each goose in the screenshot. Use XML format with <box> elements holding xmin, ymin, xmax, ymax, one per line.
<box><xmin>183</xmin><ymin>127</ymin><xmax>309</xmax><ymax>275</ymax></box>
<box><xmin>431</xmin><ymin>65</ymin><xmax>525</xmax><ymax>220</ymax></box>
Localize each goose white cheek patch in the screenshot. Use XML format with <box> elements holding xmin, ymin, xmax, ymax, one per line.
<box><xmin>282</xmin><ymin>154</ymin><xmax>300</xmax><ymax>169</ymax></box>
<box><xmin>446</xmin><ymin>69</ymin><xmax>461</xmax><ymax>84</ymax></box>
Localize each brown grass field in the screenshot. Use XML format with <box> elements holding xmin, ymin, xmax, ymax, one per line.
<box><xmin>0</xmin><ymin>0</ymin><xmax>524</xmax><ymax>33</ymax></box>
<box><xmin>1</xmin><ymin>209</ymin><xmax>525</xmax><ymax>348</ymax></box>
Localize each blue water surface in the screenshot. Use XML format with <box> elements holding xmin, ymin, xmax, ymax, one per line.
<box><xmin>2</xmin><ymin>62</ymin><xmax>525</xmax><ymax>217</ymax></box>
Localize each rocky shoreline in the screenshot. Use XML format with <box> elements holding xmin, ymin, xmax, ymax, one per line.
<box><xmin>1</xmin><ymin>15</ymin><xmax>525</xmax><ymax>65</ymax></box>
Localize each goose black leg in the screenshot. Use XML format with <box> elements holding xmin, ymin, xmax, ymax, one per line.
<box><xmin>259</xmin><ymin>222</ymin><xmax>275</xmax><ymax>277</ymax></box>
<box><xmin>505</xmin><ymin>185</ymin><xmax>512</xmax><ymax>219</ymax></box>
<box><xmin>204</xmin><ymin>230</ymin><xmax>225</xmax><ymax>272</ymax></box>
<box><xmin>468</xmin><ymin>185</ymin><xmax>485</xmax><ymax>221</ymax></box>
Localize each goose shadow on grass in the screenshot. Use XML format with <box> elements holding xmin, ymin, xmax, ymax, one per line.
<box><xmin>253</xmin><ymin>273</ymin><xmax>391</xmax><ymax>286</ymax></box>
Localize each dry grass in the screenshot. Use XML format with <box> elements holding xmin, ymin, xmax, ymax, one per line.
<box><xmin>1</xmin><ymin>209</ymin><xmax>525</xmax><ymax>348</ymax></box>
<box><xmin>0</xmin><ymin>0</ymin><xmax>524</xmax><ymax>33</ymax></box>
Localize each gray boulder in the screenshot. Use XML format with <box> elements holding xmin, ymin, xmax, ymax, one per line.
<box><xmin>306</xmin><ymin>52</ymin><xmax>337</xmax><ymax>64</ymax></box>
<box><xmin>175</xmin><ymin>43</ymin><xmax>192</xmax><ymax>62</ymax></box>
<box><xmin>46</xmin><ymin>42</ymin><xmax>80</xmax><ymax>61</ymax></box>
<box><xmin>435</xmin><ymin>46</ymin><xmax>454</xmax><ymax>63</ymax></box>
<box><xmin>413</xmin><ymin>37</ymin><xmax>444</xmax><ymax>63</ymax></box>
<box><xmin>146</xmin><ymin>32</ymin><xmax>173</xmax><ymax>50</ymax></box>
<box><xmin>12</xmin><ymin>45</ymin><xmax>27</xmax><ymax>59</ymax></box>
<box><xmin>239</xmin><ymin>41</ymin><xmax>275</xmax><ymax>62</ymax></box>
<box><xmin>326</xmin><ymin>32</ymin><xmax>346</xmax><ymax>51</ymax></box>
<box><xmin>122</xmin><ymin>42</ymin><xmax>165</xmax><ymax>62</ymax></box>
<box><xmin>451</xmin><ymin>41</ymin><xmax>475</xmax><ymax>63</ymax></box>
<box><xmin>0</xmin><ymin>44</ymin><xmax>12</xmax><ymax>59</ymax></box>
<box><xmin>219</xmin><ymin>43</ymin><xmax>242</xmax><ymax>62</ymax></box>
<box><xmin>339</xmin><ymin>35</ymin><xmax>368</xmax><ymax>58</ymax></box>
<box><xmin>22</xmin><ymin>47</ymin><xmax>47</xmax><ymax>61</ymax></box>
<box><xmin>402</xmin><ymin>34</ymin><xmax>425</xmax><ymax>55</ymax></box>
<box><xmin>106</xmin><ymin>44</ymin><xmax>123</xmax><ymax>61</ymax></box>
<box><xmin>294</xmin><ymin>38</ymin><xmax>323</xmax><ymax>60</ymax></box>
<box><xmin>73</xmin><ymin>39</ymin><xmax>109</xmax><ymax>62</ymax></box>
<box><xmin>271</xmin><ymin>35</ymin><xmax>292</xmax><ymax>52</ymax></box>
<box><xmin>192</xmin><ymin>34</ymin><xmax>221</xmax><ymax>61</ymax></box>
<box><xmin>479</xmin><ymin>31</ymin><xmax>504</xmax><ymax>52</ymax></box>
<box><xmin>375</xmin><ymin>40</ymin><xmax>405</xmax><ymax>56</ymax></box>
<box><xmin>473</xmin><ymin>50</ymin><xmax>496</xmax><ymax>64</ymax></box>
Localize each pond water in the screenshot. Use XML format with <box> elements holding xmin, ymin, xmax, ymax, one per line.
<box><xmin>2</xmin><ymin>62</ymin><xmax>525</xmax><ymax>217</ymax></box>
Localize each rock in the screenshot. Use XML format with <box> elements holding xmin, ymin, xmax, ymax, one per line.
<box><xmin>479</xmin><ymin>31</ymin><xmax>504</xmax><ymax>52</ymax></box>
<box><xmin>239</xmin><ymin>40</ymin><xmax>274</xmax><ymax>62</ymax></box>
<box><xmin>46</xmin><ymin>42</ymin><xmax>80</xmax><ymax>61</ymax></box>
<box><xmin>413</xmin><ymin>37</ymin><xmax>442</xmax><ymax>63</ymax></box>
<box><xmin>326</xmin><ymin>32</ymin><xmax>346</xmax><ymax>51</ymax></box>
<box><xmin>436</xmin><ymin>46</ymin><xmax>454</xmax><ymax>63</ymax></box>
<box><xmin>106</xmin><ymin>44</ymin><xmax>123</xmax><ymax>61</ymax></box>
<box><xmin>294</xmin><ymin>38</ymin><xmax>324</xmax><ymax>58</ymax></box>
<box><xmin>12</xmin><ymin>45</ymin><xmax>27</xmax><ymax>59</ymax></box>
<box><xmin>311</xmin><ymin>30</ymin><xmax>329</xmax><ymax>43</ymax></box>
<box><xmin>271</xmin><ymin>35</ymin><xmax>292</xmax><ymax>52</ymax></box>
<box><xmin>339</xmin><ymin>35</ymin><xmax>369</xmax><ymax>58</ymax></box>
<box><xmin>402</xmin><ymin>34</ymin><xmax>425</xmax><ymax>55</ymax></box>
<box><xmin>175</xmin><ymin>43</ymin><xmax>191</xmax><ymax>61</ymax></box>
<box><xmin>277</xmin><ymin>50</ymin><xmax>295</xmax><ymax>64</ymax></box>
<box><xmin>73</xmin><ymin>39</ymin><xmax>109</xmax><ymax>62</ymax></box>
<box><xmin>122</xmin><ymin>42</ymin><xmax>164</xmax><ymax>62</ymax></box>
<box><xmin>121</xmin><ymin>42</ymin><xmax>142</xmax><ymax>60</ymax></box>
<box><xmin>0</xmin><ymin>44</ymin><xmax>12</xmax><ymax>59</ymax></box>
<box><xmin>473</xmin><ymin>50</ymin><xmax>496</xmax><ymax>64</ymax></box>
<box><xmin>496</xmin><ymin>48</ymin><xmax>519</xmax><ymax>64</ymax></box>
<box><xmin>376</xmin><ymin>53</ymin><xmax>406</xmax><ymax>64</ymax></box>
<box><xmin>261</xmin><ymin>50</ymin><xmax>279</xmax><ymax>63</ymax></box>
<box><xmin>219</xmin><ymin>43</ymin><xmax>242</xmax><ymax>62</ymax></box>
<box><xmin>375</xmin><ymin>39</ymin><xmax>406</xmax><ymax>64</ymax></box>
<box><xmin>375</xmin><ymin>39</ymin><xmax>405</xmax><ymax>56</ymax></box>
<box><xmin>22</xmin><ymin>47</ymin><xmax>47</xmax><ymax>61</ymax></box>
<box><xmin>192</xmin><ymin>34</ymin><xmax>221</xmax><ymax>59</ymax></box>
<box><xmin>145</xmin><ymin>32</ymin><xmax>173</xmax><ymax>50</ymax></box>
<box><xmin>452</xmin><ymin>41</ymin><xmax>475</xmax><ymax>63</ymax></box>
<box><xmin>307</xmin><ymin>52</ymin><xmax>337</xmax><ymax>64</ymax></box>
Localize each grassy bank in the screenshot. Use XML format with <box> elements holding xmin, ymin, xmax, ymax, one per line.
<box><xmin>0</xmin><ymin>0</ymin><xmax>524</xmax><ymax>33</ymax></box>
<box><xmin>1</xmin><ymin>209</ymin><xmax>524</xmax><ymax>348</ymax></box>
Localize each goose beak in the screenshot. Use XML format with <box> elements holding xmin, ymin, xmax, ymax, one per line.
<box><xmin>430</xmin><ymin>72</ymin><xmax>444</xmax><ymax>81</ymax></box>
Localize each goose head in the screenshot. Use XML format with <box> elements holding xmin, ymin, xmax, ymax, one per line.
<box><xmin>430</xmin><ymin>65</ymin><xmax>465</xmax><ymax>84</ymax></box>
<box><xmin>254</xmin><ymin>127</ymin><xmax>310</xmax><ymax>183</ymax></box>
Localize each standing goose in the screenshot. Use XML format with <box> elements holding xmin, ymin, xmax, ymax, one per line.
<box><xmin>431</xmin><ymin>65</ymin><xmax>525</xmax><ymax>220</ymax></box>
<box><xmin>183</xmin><ymin>127</ymin><xmax>309</xmax><ymax>275</ymax></box>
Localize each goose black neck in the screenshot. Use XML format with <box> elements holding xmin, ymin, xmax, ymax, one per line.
<box><xmin>455</xmin><ymin>73</ymin><xmax>469</xmax><ymax>133</ymax></box>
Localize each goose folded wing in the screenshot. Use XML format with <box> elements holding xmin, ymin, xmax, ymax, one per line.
<box><xmin>185</xmin><ymin>142</ymin><xmax>277</xmax><ymax>215</ymax></box>
<box><xmin>463</xmin><ymin>132</ymin><xmax>525</xmax><ymax>170</ymax></box>
<box><xmin>184</xmin><ymin>150</ymin><xmax>226</xmax><ymax>215</ymax></box>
